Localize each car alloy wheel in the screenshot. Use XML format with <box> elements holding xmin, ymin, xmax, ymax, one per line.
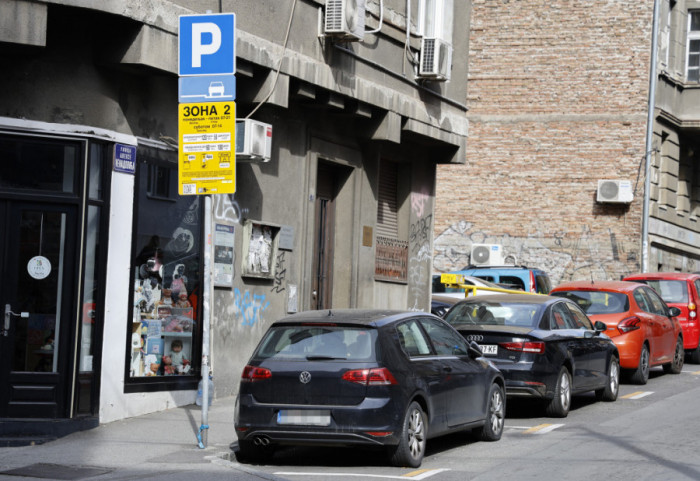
<box><xmin>664</xmin><ymin>336</ymin><xmax>684</xmax><ymax>374</ymax></box>
<box><xmin>389</xmin><ymin>401</ymin><xmax>427</xmax><ymax>468</ymax></box>
<box><xmin>475</xmin><ymin>383</ymin><xmax>505</xmax><ymax>441</ymax></box>
<box><xmin>545</xmin><ymin>366</ymin><xmax>571</xmax><ymax>417</ymax></box>
<box><xmin>596</xmin><ymin>356</ymin><xmax>619</xmax><ymax>402</ymax></box>
<box><xmin>630</xmin><ymin>344</ymin><xmax>650</xmax><ymax>385</ymax></box>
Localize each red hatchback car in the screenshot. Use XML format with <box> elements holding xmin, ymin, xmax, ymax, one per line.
<box><xmin>623</xmin><ymin>273</ymin><xmax>700</xmax><ymax>363</ymax></box>
<box><xmin>551</xmin><ymin>280</ymin><xmax>684</xmax><ymax>384</ymax></box>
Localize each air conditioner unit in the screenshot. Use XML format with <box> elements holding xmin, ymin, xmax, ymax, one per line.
<box><xmin>236</xmin><ymin>119</ymin><xmax>272</xmax><ymax>163</ymax></box>
<box><xmin>324</xmin><ymin>0</ymin><xmax>365</xmax><ymax>41</ymax></box>
<box><xmin>596</xmin><ymin>180</ymin><xmax>633</xmax><ymax>204</ymax></box>
<box><xmin>471</xmin><ymin>244</ymin><xmax>505</xmax><ymax>266</ymax></box>
<box><xmin>418</xmin><ymin>37</ymin><xmax>452</xmax><ymax>81</ymax></box>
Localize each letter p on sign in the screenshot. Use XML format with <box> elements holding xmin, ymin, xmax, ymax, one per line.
<box><xmin>179</xmin><ymin>14</ymin><xmax>235</xmax><ymax>76</ymax></box>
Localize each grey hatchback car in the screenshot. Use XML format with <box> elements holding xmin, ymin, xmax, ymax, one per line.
<box><xmin>234</xmin><ymin>309</ymin><xmax>505</xmax><ymax>467</ymax></box>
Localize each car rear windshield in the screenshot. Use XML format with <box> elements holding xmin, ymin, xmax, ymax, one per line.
<box><xmin>444</xmin><ymin>301</ymin><xmax>545</xmax><ymax>328</ymax></box>
<box><xmin>252</xmin><ymin>325</ymin><xmax>378</xmax><ymax>361</ymax></box>
<box><xmin>552</xmin><ymin>291</ymin><xmax>630</xmax><ymax>314</ymax></box>
<box><xmin>634</xmin><ymin>280</ymin><xmax>688</xmax><ymax>304</ymax></box>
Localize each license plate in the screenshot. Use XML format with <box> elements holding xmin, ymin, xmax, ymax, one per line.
<box><xmin>277</xmin><ymin>409</ymin><xmax>331</xmax><ymax>426</ymax></box>
<box><xmin>479</xmin><ymin>344</ymin><xmax>498</xmax><ymax>355</ymax></box>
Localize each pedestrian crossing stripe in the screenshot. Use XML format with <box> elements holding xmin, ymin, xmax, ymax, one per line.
<box><xmin>621</xmin><ymin>391</ymin><xmax>653</xmax><ymax>399</ymax></box>
<box><xmin>273</xmin><ymin>469</ymin><xmax>450</xmax><ymax>479</ymax></box>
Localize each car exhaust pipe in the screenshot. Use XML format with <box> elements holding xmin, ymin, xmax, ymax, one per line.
<box><xmin>252</xmin><ymin>435</ymin><xmax>270</xmax><ymax>446</ymax></box>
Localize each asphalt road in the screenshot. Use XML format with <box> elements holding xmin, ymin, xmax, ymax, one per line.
<box><xmin>228</xmin><ymin>364</ymin><xmax>700</xmax><ymax>481</ymax></box>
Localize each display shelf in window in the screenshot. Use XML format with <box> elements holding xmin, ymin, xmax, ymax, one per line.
<box><xmin>240</xmin><ymin>220</ymin><xmax>280</xmax><ymax>279</ymax></box>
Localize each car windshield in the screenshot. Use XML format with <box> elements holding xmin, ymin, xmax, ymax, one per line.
<box><xmin>444</xmin><ymin>301</ymin><xmax>545</xmax><ymax>328</ymax></box>
<box><xmin>635</xmin><ymin>280</ymin><xmax>688</xmax><ymax>304</ymax></box>
<box><xmin>253</xmin><ymin>325</ymin><xmax>377</xmax><ymax>361</ymax></box>
<box><xmin>552</xmin><ymin>290</ymin><xmax>629</xmax><ymax>314</ymax></box>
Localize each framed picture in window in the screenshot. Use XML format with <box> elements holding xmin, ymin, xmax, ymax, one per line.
<box><xmin>240</xmin><ymin>220</ymin><xmax>280</xmax><ymax>279</ymax></box>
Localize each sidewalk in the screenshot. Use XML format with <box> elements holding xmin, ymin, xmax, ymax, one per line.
<box><xmin>0</xmin><ymin>397</ymin><xmax>279</xmax><ymax>481</ymax></box>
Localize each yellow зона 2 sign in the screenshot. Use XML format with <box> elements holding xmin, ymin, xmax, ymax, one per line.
<box><xmin>178</xmin><ymin>101</ymin><xmax>236</xmax><ymax>195</ymax></box>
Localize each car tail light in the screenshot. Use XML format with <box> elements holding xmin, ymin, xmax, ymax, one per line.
<box><xmin>241</xmin><ymin>365</ymin><xmax>272</xmax><ymax>382</ymax></box>
<box><xmin>365</xmin><ymin>431</ymin><xmax>393</xmax><ymax>437</ymax></box>
<box><xmin>342</xmin><ymin>368</ymin><xmax>398</xmax><ymax>386</ymax></box>
<box><xmin>618</xmin><ymin>316</ymin><xmax>641</xmax><ymax>333</ymax></box>
<box><xmin>689</xmin><ymin>302</ymin><xmax>697</xmax><ymax>320</ymax></box>
<box><xmin>499</xmin><ymin>341</ymin><xmax>545</xmax><ymax>354</ymax></box>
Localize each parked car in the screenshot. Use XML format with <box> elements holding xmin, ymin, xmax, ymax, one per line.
<box><xmin>442</xmin><ymin>294</ymin><xmax>619</xmax><ymax>417</ymax></box>
<box><xmin>430</xmin><ymin>294</ymin><xmax>462</xmax><ymax>317</ymax></box>
<box><xmin>234</xmin><ymin>309</ymin><xmax>505</xmax><ymax>467</ymax></box>
<box><xmin>622</xmin><ymin>272</ymin><xmax>700</xmax><ymax>363</ymax></box>
<box><xmin>431</xmin><ymin>274</ymin><xmax>507</xmax><ymax>316</ymax></box>
<box><xmin>449</xmin><ymin>266</ymin><xmax>552</xmax><ymax>294</ymax></box>
<box><xmin>551</xmin><ymin>280</ymin><xmax>684</xmax><ymax>384</ymax></box>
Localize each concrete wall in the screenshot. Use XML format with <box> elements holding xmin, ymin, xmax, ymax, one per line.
<box><xmin>435</xmin><ymin>0</ymin><xmax>653</xmax><ymax>285</ymax></box>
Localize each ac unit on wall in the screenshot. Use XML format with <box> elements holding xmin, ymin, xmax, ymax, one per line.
<box><xmin>324</xmin><ymin>0</ymin><xmax>365</xmax><ymax>41</ymax></box>
<box><xmin>471</xmin><ymin>244</ymin><xmax>505</xmax><ymax>266</ymax></box>
<box><xmin>236</xmin><ymin>119</ymin><xmax>272</xmax><ymax>163</ymax></box>
<box><xmin>596</xmin><ymin>180</ymin><xmax>633</xmax><ymax>204</ymax></box>
<box><xmin>419</xmin><ymin>37</ymin><xmax>453</xmax><ymax>81</ymax></box>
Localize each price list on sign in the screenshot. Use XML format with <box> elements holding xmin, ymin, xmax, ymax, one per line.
<box><xmin>178</xmin><ymin>101</ymin><xmax>236</xmax><ymax>195</ymax></box>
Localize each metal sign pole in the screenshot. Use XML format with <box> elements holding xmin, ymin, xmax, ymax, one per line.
<box><xmin>198</xmin><ymin>194</ymin><xmax>212</xmax><ymax>448</ymax></box>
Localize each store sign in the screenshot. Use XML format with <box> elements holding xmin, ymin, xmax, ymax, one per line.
<box><xmin>27</xmin><ymin>255</ymin><xmax>51</xmax><ymax>280</ymax></box>
<box><xmin>113</xmin><ymin>143</ymin><xmax>137</xmax><ymax>174</ymax></box>
<box><xmin>178</xmin><ymin>101</ymin><xmax>236</xmax><ymax>195</ymax></box>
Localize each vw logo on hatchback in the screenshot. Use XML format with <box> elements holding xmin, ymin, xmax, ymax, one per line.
<box><xmin>299</xmin><ymin>371</ymin><xmax>312</xmax><ymax>384</ymax></box>
<box><xmin>466</xmin><ymin>334</ymin><xmax>484</xmax><ymax>342</ymax></box>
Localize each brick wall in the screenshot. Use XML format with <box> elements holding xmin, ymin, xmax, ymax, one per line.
<box><xmin>434</xmin><ymin>0</ymin><xmax>655</xmax><ymax>285</ymax></box>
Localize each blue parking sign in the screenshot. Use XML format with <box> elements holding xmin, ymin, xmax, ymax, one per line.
<box><xmin>179</xmin><ymin>13</ymin><xmax>235</xmax><ymax>76</ymax></box>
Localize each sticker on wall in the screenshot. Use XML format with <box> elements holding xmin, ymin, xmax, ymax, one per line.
<box><xmin>27</xmin><ymin>256</ymin><xmax>52</xmax><ymax>280</ymax></box>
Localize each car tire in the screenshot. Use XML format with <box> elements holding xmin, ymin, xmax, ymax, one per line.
<box><xmin>629</xmin><ymin>343</ymin><xmax>650</xmax><ymax>385</ymax></box>
<box><xmin>236</xmin><ymin>439</ymin><xmax>274</xmax><ymax>464</ymax></box>
<box><xmin>663</xmin><ymin>336</ymin><xmax>684</xmax><ymax>374</ymax></box>
<box><xmin>545</xmin><ymin>366</ymin><xmax>571</xmax><ymax>418</ymax></box>
<box><xmin>595</xmin><ymin>355</ymin><xmax>620</xmax><ymax>402</ymax></box>
<box><xmin>688</xmin><ymin>346</ymin><xmax>700</xmax><ymax>364</ymax></box>
<box><xmin>473</xmin><ymin>382</ymin><xmax>505</xmax><ymax>441</ymax></box>
<box><xmin>388</xmin><ymin>401</ymin><xmax>427</xmax><ymax>468</ymax></box>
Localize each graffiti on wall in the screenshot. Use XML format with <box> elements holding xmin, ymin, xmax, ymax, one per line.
<box><xmin>234</xmin><ymin>288</ymin><xmax>270</xmax><ymax>326</ymax></box>
<box><xmin>433</xmin><ymin>221</ymin><xmax>640</xmax><ymax>285</ymax></box>
<box><xmin>271</xmin><ymin>251</ymin><xmax>287</xmax><ymax>294</ymax></box>
<box><xmin>408</xmin><ymin>211</ymin><xmax>433</xmax><ymax>310</ymax></box>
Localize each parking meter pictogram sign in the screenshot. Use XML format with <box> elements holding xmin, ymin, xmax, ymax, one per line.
<box><xmin>179</xmin><ymin>14</ymin><xmax>235</xmax><ymax>76</ymax></box>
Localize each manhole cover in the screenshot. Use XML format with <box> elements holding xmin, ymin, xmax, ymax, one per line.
<box><xmin>0</xmin><ymin>463</ymin><xmax>112</xmax><ymax>480</ymax></box>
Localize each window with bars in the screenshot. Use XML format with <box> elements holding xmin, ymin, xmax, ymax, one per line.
<box><xmin>687</xmin><ymin>10</ymin><xmax>700</xmax><ymax>82</ymax></box>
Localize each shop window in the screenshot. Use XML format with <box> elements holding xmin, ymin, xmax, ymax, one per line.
<box><xmin>375</xmin><ymin>160</ymin><xmax>408</xmax><ymax>282</ymax></box>
<box><xmin>127</xmin><ymin>148</ymin><xmax>202</xmax><ymax>387</ymax></box>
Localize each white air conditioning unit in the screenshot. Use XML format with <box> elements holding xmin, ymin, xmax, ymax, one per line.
<box><xmin>236</xmin><ymin>119</ymin><xmax>272</xmax><ymax>163</ymax></box>
<box><xmin>418</xmin><ymin>37</ymin><xmax>453</xmax><ymax>81</ymax></box>
<box><xmin>324</xmin><ymin>0</ymin><xmax>365</xmax><ymax>41</ymax></box>
<box><xmin>471</xmin><ymin>244</ymin><xmax>505</xmax><ymax>266</ymax></box>
<box><xmin>596</xmin><ymin>179</ymin><xmax>633</xmax><ymax>204</ymax></box>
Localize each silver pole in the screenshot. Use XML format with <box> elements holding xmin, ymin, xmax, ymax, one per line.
<box><xmin>199</xmin><ymin>194</ymin><xmax>212</xmax><ymax>448</ymax></box>
<box><xmin>642</xmin><ymin>0</ymin><xmax>660</xmax><ymax>273</ymax></box>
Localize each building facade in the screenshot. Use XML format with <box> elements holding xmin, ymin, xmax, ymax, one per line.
<box><xmin>0</xmin><ymin>0</ymin><xmax>470</xmax><ymax>440</ymax></box>
<box><xmin>434</xmin><ymin>0</ymin><xmax>700</xmax><ymax>285</ymax></box>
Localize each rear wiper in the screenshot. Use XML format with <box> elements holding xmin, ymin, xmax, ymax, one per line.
<box><xmin>305</xmin><ymin>355</ymin><xmax>346</xmax><ymax>360</ymax></box>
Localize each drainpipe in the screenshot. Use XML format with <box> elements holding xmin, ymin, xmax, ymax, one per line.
<box><xmin>642</xmin><ymin>0</ymin><xmax>660</xmax><ymax>273</ymax></box>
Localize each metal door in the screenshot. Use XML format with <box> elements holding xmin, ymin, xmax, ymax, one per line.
<box><xmin>0</xmin><ymin>200</ymin><xmax>77</xmax><ymax>418</ymax></box>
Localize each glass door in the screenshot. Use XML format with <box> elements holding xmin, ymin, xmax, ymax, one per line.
<box><xmin>0</xmin><ymin>201</ymin><xmax>77</xmax><ymax>418</ymax></box>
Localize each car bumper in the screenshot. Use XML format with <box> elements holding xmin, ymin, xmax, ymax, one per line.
<box><xmin>607</xmin><ymin>331</ymin><xmax>643</xmax><ymax>369</ymax></box>
<box><xmin>234</xmin><ymin>394</ymin><xmax>403</xmax><ymax>447</ymax></box>
<box><xmin>679</xmin><ymin>319</ymin><xmax>700</xmax><ymax>351</ymax></box>
<box><xmin>491</xmin><ymin>361</ymin><xmax>557</xmax><ymax>400</ymax></box>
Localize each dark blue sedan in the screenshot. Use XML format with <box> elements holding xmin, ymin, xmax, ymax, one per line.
<box><xmin>234</xmin><ymin>309</ymin><xmax>505</xmax><ymax>467</ymax></box>
<box><xmin>443</xmin><ymin>295</ymin><xmax>620</xmax><ymax>417</ymax></box>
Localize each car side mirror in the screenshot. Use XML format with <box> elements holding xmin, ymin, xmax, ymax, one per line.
<box><xmin>468</xmin><ymin>340</ymin><xmax>483</xmax><ymax>358</ymax></box>
<box><xmin>593</xmin><ymin>321</ymin><xmax>607</xmax><ymax>334</ymax></box>
<box><xmin>668</xmin><ymin>306</ymin><xmax>681</xmax><ymax>317</ymax></box>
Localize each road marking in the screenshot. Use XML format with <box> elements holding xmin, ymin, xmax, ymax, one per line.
<box><xmin>686</xmin><ymin>369</ymin><xmax>700</xmax><ymax>375</ymax></box>
<box><xmin>522</xmin><ymin>423</ymin><xmax>564</xmax><ymax>434</ymax></box>
<box><xmin>621</xmin><ymin>391</ymin><xmax>654</xmax><ymax>399</ymax></box>
<box><xmin>273</xmin><ymin>469</ymin><xmax>450</xmax><ymax>479</ymax></box>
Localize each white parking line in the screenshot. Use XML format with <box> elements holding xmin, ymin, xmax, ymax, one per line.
<box><xmin>273</xmin><ymin>469</ymin><xmax>450</xmax><ymax>479</ymax></box>
<box><xmin>522</xmin><ymin>423</ymin><xmax>565</xmax><ymax>434</ymax></box>
<box><xmin>620</xmin><ymin>391</ymin><xmax>654</xmax><ymax>400</ymax></box>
